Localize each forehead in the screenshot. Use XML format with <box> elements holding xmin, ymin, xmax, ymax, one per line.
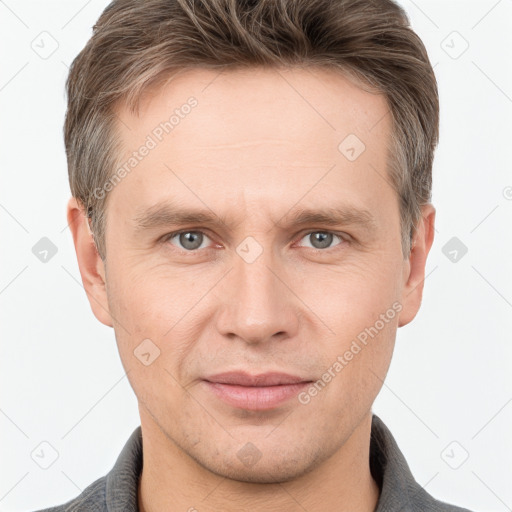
<box><xmin>110</xmin><ymin>66</ymin><xmax>393</xmax><ymax>220</ymax></box>
<box><xmin>116</xmin><ymin>65</ymin><xmax>390</xmax><ymax>153</ymax></box>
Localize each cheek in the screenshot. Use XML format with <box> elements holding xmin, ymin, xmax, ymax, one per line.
<box><xmin>106</xmin><ymin>261</ymin><xmax>192</xmax><ymax>328</ymax></box>
<box><xmin>292</xmin><ymin>256</ymin><xmax>401</xmax><ymax>402</ymax></box>
<box><xmin>105</xmin><ymin>271</ymin><xmax>191</xmax><ymax>410</ymax></box>
<box><xmin>104</xmin><ymin>262</ymin><xmax>214</xmax><ymax>382</ymax></box>
<box><xmin>294</xmin><ymin>254</ymin><xmax>403</xmax><ymax>337</ymax></box>
<box><xmin>305</xmin><ymin>305</ymin><xmax>398</xmax><ymax>424</ymax></box>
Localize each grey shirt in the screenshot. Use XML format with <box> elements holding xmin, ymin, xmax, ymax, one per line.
<box><xmin>35</xmin><ymin>414</ymin><xmax>473</xmax><ymax>511</ymax></box>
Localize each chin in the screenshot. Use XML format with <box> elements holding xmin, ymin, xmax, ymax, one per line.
<box><xmin>211</xmin><ymin>463</ymin><xmax>308</xmax><ymax>484</ymax></box>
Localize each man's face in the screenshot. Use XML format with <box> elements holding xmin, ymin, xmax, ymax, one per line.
<box><xmin>92</xmin><ymin>67</ymin><xmax>419</xmax><ymax>482</ymax></box>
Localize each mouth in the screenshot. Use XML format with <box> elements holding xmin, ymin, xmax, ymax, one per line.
<box><xmin>202</xmin><ymin>371</ymin><xmax>313</xmax><ymax>411</ymax></box>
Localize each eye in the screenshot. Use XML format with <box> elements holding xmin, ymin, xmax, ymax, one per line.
<box><xmin>296</xmin><ymin>231</ymin><xmax>344</xmax><ymax>250</ymax></box>
<box><xmin>167</xmin><ymin>230</ymin><xmax>212</xmax><ymax>251</ymax></box>
<box><xmin>164</xmin><ymin>230</ymin><xmax>345</xmax><ymax>252</ymax></box>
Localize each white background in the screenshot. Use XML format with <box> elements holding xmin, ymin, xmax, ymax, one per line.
<box><xmin>1</xmin><ymin>1</ymin><xmax>511</xmax><ymax>510</ymax></box>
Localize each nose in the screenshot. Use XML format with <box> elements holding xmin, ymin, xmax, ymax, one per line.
<box><xmin>215</xmin><ymin>245</ymin><xmax>300</xmax><ymax>345</ymax></box>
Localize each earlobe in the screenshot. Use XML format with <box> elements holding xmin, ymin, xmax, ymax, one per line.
<box><xmin>67</xmin><ymin>197</ymin><xmax>113</xmax><ymax>327</ymax></box>
<box><xmin>397</xmin><ymin>204</ymin><xmax>436</xmax><ymax>327</ymax></box>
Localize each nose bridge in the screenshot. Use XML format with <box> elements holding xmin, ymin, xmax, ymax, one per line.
<box><xmin>217</xmin><ymin>241</ymin><xmax>298</xmax><ymax>343</ymax></box>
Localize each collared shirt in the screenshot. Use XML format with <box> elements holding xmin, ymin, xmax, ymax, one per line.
<box><xmin>35</xmin><ymin>414</ymin><xmax>473</xmax><ymax>511</ymax></box>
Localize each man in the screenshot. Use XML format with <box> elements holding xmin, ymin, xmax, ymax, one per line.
<box><xmin>37</xmin><ymin>0</ymin><xmax>473</xmax><ymax>510</ymax></box>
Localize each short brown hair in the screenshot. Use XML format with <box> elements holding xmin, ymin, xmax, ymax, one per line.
<box><xmin>65</xmin><ymin>0</ymin><xmax>439</xmax><ymax>259</ymax></box>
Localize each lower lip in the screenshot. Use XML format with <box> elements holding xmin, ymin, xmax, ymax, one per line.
<box><xmin>203</xmin><ymin>381</ymin><xmax>311</xmax><ymax>410</ymax></box>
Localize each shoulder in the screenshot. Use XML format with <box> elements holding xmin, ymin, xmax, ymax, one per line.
<box><xmin>32</xmin><ymin>426</ymin><xmax>142</xmax><ymax>512</ymax></box>
<box><xmin>31</xmin><ymin>476</ymin><xmax>107</xmax><ymax>512</ymax></box>
<box><xmin>405</xmin><ymin>482</ymin><xmax>475</xmax><ymax>512</ymax></box>
<box><xmin>371</xmin><ymin>414</ymin><xmax>475</xmax><ymax>512</ymax></box>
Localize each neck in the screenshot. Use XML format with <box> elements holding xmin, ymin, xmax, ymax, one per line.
<box><xmin>137</xmin><ymin>410</ymin><xmax>380</xmax><ymax>512</ymax></box>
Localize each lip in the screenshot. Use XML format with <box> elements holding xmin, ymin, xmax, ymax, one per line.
<box><xmin>205</xmin><ymin>371</ymin><xmax>308</xmax><ymax>386</ymax></box>
<box><xmin>203</xmin><ymin>372</ymin><xmax>312</xmax><ymax>410</ymax></box>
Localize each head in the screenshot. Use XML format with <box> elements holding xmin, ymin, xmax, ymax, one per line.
<box><xmin>67</xmin><ymin>0</ymin><xmax>438</xmax><ymax>483</ymax></box>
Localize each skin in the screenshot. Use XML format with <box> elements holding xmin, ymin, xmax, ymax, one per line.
<box><xmin>69</xmin><ymin>66</ymin><xmax>435</xmax><ymax>512</ymax></box>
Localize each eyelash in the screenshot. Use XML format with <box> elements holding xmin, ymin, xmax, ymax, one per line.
<box><xmin>162</xmin><ymin>229</ymin><xmax>348</xmax><ymax>253</ymax></box>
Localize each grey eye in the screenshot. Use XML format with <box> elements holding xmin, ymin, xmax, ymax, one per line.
<box><xmin>170</xmin><ymin>231</ymin><xmax>208</xmax><ymax>251</ymax></box>
<box><xmin>299</xmin><ymin>232</ymin><xmax>342</xmax><ymax>249</ymax></box>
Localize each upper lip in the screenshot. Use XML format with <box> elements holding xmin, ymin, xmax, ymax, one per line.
<box><xmin>204</xmin><ymin>371</ymin><xmax>311</xmax><ymax>387</ymax></box>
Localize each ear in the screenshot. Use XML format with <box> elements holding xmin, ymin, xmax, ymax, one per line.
<box><xmin>397</xmin><ymin>204</ymin><xmax>436</xmax><ymax>327</ymax></box>
<box><xmin>67</xmin><ymin>197</ymin><xmax>113</xmax><ymax>327</ymax></box>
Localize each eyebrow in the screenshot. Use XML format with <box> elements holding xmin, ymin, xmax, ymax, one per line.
<box><xmin>133</xmin><ymin>200</ymin><xmax>377</xmax><ymax>235</ymax></box>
